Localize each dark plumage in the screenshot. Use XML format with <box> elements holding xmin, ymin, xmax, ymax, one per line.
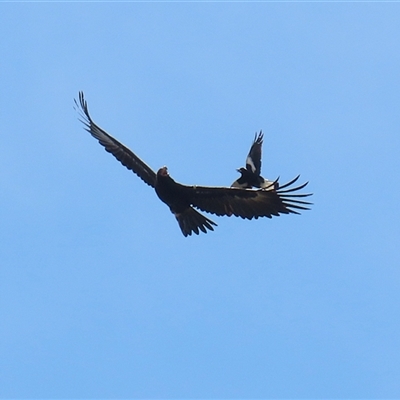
<box><xmin>231</xmin><ymin>131</ymin><xmax>277</xmax><ymax>189</ymax></box>
<box><xmin>75</xmin><ymin>92</ymin><xmax>312</xmax><ymax>237</ymax></box>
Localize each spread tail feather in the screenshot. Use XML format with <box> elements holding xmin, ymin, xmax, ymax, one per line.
<box><xmin>174</xmin><ymin>207</ymin><xmax>217</xmax><ymax>237</ymax></box>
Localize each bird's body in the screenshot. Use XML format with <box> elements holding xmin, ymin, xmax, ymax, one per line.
<box><xmin>232</xmin><ymin>131</ymin><xmax>277</xmax><ymax>190</ymax></box>
<box><xmin>233</xmin><ymin>167</ymin><xmax>276</xmax><ymax>190</ymax></box>
<box><xmin>75</xmin><ymin>92</ymin><xmax>312</xmax><ymax>237</ymax></box>
<box><xmin>154</xmin><ymin>167</ymin><xmax>217</xmax><ymax>236</ymax></box>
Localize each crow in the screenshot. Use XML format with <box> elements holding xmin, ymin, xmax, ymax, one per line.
<box><xmin>231</xmin><ymin>131</ymin><xmax>277</xmax><ymax>190</ymax></box>
<box><xmin>75</xmin><ymin>92</ymin><xmax>312</xmax><ymax>237</ymax></box>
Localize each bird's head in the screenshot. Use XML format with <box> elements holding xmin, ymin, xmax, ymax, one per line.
<box><xmin>157</xmin><ymin>166</ymin><xmax>169</xmax><ymax>177</ymax></box>
<box><xmin>236</xmin><ymin>167</ymin><xmax>247</xmax><ymax>174</ymax></box>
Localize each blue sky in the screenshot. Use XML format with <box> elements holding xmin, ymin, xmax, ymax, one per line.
<box><xmin>1</xmin><ymin>2</ymin><xmax>400</xmax><ymax>398</ymax></box>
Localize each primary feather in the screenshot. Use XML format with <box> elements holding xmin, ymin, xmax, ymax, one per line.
<box><xmin>75</xmin><ymin>92</ymin><xmax>157</xmax><ymax>188</ymax></box>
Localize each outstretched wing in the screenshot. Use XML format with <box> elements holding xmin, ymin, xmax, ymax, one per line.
<box><xmin>184</xmin><ymin>175</ymin><xmax>312</xmax><ymax>219</ymax></box>
<box><xmin>75</xmin><ymin>91</ymin><xmax>157</xmax><ymax>188</ymax></box>
<box><xmin>246</xmin><ymin>131</ymin><xmax>263</xmax><ymax>175</ymax></box>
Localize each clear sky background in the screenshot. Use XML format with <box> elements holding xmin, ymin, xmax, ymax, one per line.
<box><xmin>1</xmin><ymin>2</ymin><xmax>400</xmax><ymax>398</ymax></box>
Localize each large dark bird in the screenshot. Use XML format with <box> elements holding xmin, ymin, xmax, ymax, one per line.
<box><xmin>231</xmin><ymin>131</ymin><xmax>277</xmax><ymax>190</ymax></box>
<box><xmin>75</xmin><ymin>92</ymin><xmax>312</xmax><ymax>237</ymax></box>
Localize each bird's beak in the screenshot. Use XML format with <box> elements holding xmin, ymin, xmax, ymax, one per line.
<box><xmin>158</xmin><ymin>166</ymin><xmax>169</xmax><ymax>176</ymax></box>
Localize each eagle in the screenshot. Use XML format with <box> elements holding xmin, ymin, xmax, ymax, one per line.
<box><xmin>75</xmin><ymin>92</ymin><xmax>312</xmax><ymax>237</ymax></box>
<box><xmin>231</xmin><ymin>131</ymin><xmax>277</xmax><ymax>190</ymax></box>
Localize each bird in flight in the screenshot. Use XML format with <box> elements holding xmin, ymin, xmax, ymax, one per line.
<box><xmin>231</xmin><ymin>131</ymin><xmax>277</xmax><ymax>190</ymax></box>
<box><xmin>75</xmin><ymin>92</ymin><xmax>312</xmax><ymax>237</ymax></box>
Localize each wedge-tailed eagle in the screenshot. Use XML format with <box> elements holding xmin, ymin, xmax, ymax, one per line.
<box><xmin>75</xmin><ymin>92</ymin><xmax>312</xmax><ymax>237</ymax></box>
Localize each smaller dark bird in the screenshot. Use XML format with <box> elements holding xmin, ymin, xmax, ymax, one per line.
<box><xmin>231</xmin><ymin>131</ymin><xmax>277</xmax><ymax>190</ymax></box>
<box><xmin>75</xmin><ymin>92</ymin><xmax>312</xmax><ymax>237</ymax></box>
